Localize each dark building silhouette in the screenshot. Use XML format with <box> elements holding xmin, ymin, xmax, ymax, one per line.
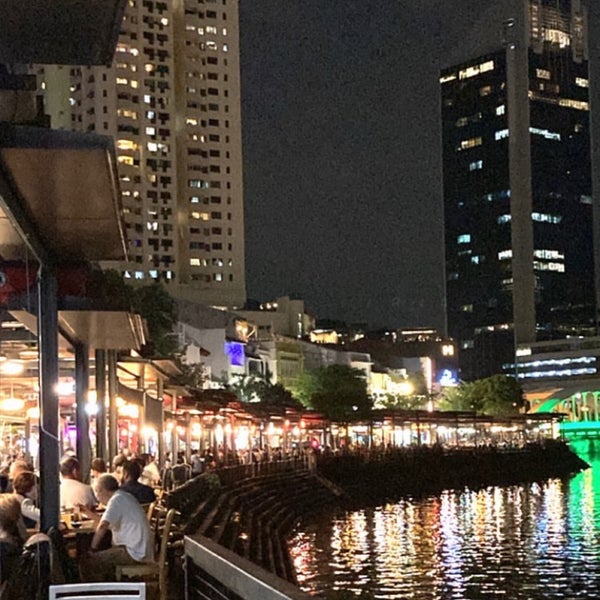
<box><xmin>441</xmin><ymin>0</ymin><xmax>594</xmax><ymax>380</ymax></box>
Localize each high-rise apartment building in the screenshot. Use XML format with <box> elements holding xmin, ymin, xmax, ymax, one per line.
<box><xmin>441</xmin><ymin>0</ymin><xmax>593</xmax><ymax>380</ymax></box>
<box><xmin>36</xmin><ymin>0</ymin><xmax>246</xmax><ymax>309</ymax></box>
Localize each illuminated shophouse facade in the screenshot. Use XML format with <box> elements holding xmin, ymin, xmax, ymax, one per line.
<box><xmin>35</xmin><ymin>0</ymin><xmax>246</xmax><ymax>310</ymax></box>
<box><xmin>442</xmin><ymin>0</ymin><xmax>593</xmax><ymax>380</ymax></box>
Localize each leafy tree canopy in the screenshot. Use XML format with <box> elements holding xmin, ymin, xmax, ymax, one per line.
<box><xmin>229</xmin><ymin>374</ymin><xmax>303</xmax><ymax>410</ymax></box>
<box><xmin>88</xmin><ymin>270</ymin><xmax>178</xmax><ymax>357</ymax></box>
<box><xmin>439</xmin><ymin>374</ymin><xmax>524</xmax><ymax>416</ymax></box>
<box><xmin>298</xmin><ymin>365</ymin><xmax>372</xmax><ymax>422</ymax></box>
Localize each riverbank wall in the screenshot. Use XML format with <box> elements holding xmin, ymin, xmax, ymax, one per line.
<box><xmin>171</xmin><ymin>440</ymin><xmax>588</xmax><ymax>586</ymax></box>
<box><xmin>316</xmin><ymin>439</ymin><xmax>589</xmax><ymax>504</ymax></box>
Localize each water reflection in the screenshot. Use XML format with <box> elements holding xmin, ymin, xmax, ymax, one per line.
<box><xmin>290</xmin><ymin>441</ymin><xmax>600</xmax><ymax>599</ymax></box>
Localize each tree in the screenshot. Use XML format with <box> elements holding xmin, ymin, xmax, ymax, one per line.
<box><xmin>303</xmin><ymin>365</ymin><xmax>372</xmax><ymax>421</ymax></box>
<box><xmin>88</xmin><ymin>270</ymin><xmax>178</xmax><ymax>357</ymax></box>
<box><xmin>440</xmin><ymin>374</ymin><xmax>524</xmax><ymax>416</ymax></box>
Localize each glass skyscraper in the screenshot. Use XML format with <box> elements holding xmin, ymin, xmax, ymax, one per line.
<box><xmin>441</xmin><ymin>0</ymin><xmax>593</xmax><ymax>380</ymax></box>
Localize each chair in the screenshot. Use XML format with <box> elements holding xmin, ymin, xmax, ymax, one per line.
<box><xmin>116</xmin><ymin>508</ymin><xmax>176</xmax><ymax>600</ymax></box>
<box><xmin>49</xmin><ymin>582</ymin><xmax>146</xmax><ymax>600</ymax></box>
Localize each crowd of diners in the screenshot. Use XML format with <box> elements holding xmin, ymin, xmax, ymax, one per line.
<box><xmin>0</xmin><ymin>450</ymin><xmax>165</xmax><ymax>586</ymax></box>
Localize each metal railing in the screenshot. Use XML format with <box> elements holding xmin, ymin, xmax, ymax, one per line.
<box><xmin>184</xmin><ymin>535</ymin><xmax>315</xmax><ymax>600</ymax></box>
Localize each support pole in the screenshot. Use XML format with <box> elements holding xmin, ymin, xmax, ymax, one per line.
<box><xmin>75</xmin><ymin>342</ymin><xmax>92</xmax><ymax>483</ymax></box>
<box><xmin>95</xmin><ymin>349</ymin><xmax>107</xmax><ymax>461</ymax></box>
<box><xmin>107</xmin><ymin>350</ymin><xmax>118</xmax><ymax>460</ymax></box>
<box><xmin>38</xmin><ymin>266</ymin><xmax>60</xmax><ymax>531</ymax></box>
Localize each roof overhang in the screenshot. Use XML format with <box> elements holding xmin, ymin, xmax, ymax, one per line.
<box><xmin>9</xmin><ymin>309</ymin><xmax>145</xmax><ymax>351</ymax></box>
<box><xmin>0</xmin><ymin>0</ymin><xmax>127</xmax><ymax>66</ymax></box>
<box><xmin>0</xmin><ymin>125</ymin><xmax>127</xmax><ymax>265</ymax></box>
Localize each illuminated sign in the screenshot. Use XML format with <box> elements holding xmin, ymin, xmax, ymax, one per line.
<box><xmin>439</xmin><ymin>369</ymin><xmax>459</xmax><ymax>387</ymax></box>
<box><xmin>224</xmin><ymin>341</ymin><xmax>244</xmax><ymax>367</ymax></box>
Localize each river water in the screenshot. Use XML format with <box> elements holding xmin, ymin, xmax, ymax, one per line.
<box><xmin>289</xmin><ymin>440</ymin><xmax>600</xmax><ymax>599</ymax></box>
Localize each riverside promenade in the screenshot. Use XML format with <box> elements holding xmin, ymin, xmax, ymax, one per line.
<box><xmin>168</xmin><ymin>439</ymin><xmax>588</xmax><ymax>598</ymax></box>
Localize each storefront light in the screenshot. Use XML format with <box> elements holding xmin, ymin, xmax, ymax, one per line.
<box><xmin>56</xmin><ymin>380</ymin><xmax>75</xmax><ymax>396</ymax></box>
<box><xmin>0</xmin><ymin>397</ymin><xmax>25</xmax><ymax>412</ymax></box>
<box><xmin>85</xmin><ymin>401</ymin><xmax>98</xmax><ymax>416</ymax></box>
<box><xmin>0</xmin><ymin>360</ymin><xmax>24</xmax><ymax>375</ymax></box>
<box><xmin>27</xmin><ymin>406</ymin><xmax>40</xmax><ymax>419</ymax></box>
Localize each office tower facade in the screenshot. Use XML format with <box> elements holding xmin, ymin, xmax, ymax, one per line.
<box><xmin>441</xmin><ymin>0</ymin><xmax>593</xmax><ymax>380</ymax></box>
<box><xmin>36</xmin><ymin>0</ymin><xmax>246</xmax><ymax>309</ymax></box>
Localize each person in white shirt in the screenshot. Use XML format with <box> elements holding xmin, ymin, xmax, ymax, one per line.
<box><xmin>80</xmin><ymin>474</ymin><xmax>154</xmax><ymax>582</ymax></box>
<box><xmin>59</xmin><ymin>456</ymin><xmax>97</xmax><ymax>510</ymax></box>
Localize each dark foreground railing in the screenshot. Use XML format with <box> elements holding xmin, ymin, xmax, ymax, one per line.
<box><xmin>184</xmin><ymin>535</ymin><xmax>315</xmax><ymax>600</ymax></box>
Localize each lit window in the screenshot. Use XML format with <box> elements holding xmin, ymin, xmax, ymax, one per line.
<box><xmin>471</xmin><ymin>255</ymin><xmax>484</xmax><ymax>264</ymax></box>
<box><xmin>534</xmin><ymin>249</ymin><xmax>564</xmax><ymax>260</ymax></box>
<box><xmin>576</xmin><ymin>77</ymin><xmax>589</xmax><ymax>88</ymax></box>
<box><xmin>479</xmin><ymin>85</ymin><xmax>492</xmax><ymax>96</ymax></box>
<box><xmin>495</xmin><ymin>128</ymin><xmax>509</xmax><ymax>140</ymax></box>
<box><xmin>532</xmin><ymin>212</ymin><xmax>561</xmax><ymax>224</ymax></box>
<box><xmin>530</xmin><ymin>127</ymin><xmax>560</xmax><ymax>141</ymax></box>
<box><xmin>533</xmin><ymin>261</ymin><xmax>565</xmax><ymax>272</ymax></box>
<box><xmin>543</xmin><ymin>28</ymin><xmax>570</xmax><ymax>48</ymax></box>
<box><xmin>458</xmin><ymin>60</ymin><xmax>494</xmax><ymax>80</ymax></box>
<box><xmin>457</xmin><ymin>234</ymin><xmax>471</xmax><ymax>244</ymax></box>
<box><xmin>498</xmin><ymin>250</ymin><xmax>512</xmax><ymax>260</ymax></box>
<box><xmin>190</xmin><ymin>258</ymin><xmax>201</xmax><ymax>266</ymax></box>
<box><xmin>144</xmin><ymin>94</ymin><xmax>152</xmax><ymax>103</ymax></box>
<box><xmin>146</xmin><ymin>126</ymin><xmax>156</xmax><ymax>135</ymax></box>
<box><xmin>536</xmin><ymin>68</ymin><xmax>551</xmax><ymax>80</ymax></box>
<box><xmin>118</xmin><ymin>156</ymin><xmax>134</xmax><ymax>165</ymax></box>
<box><xmin>496</xmin><ymin>104</ymin><xmax>505</xmax><ymax>116</ymax></box>
<box><xmin>440</xmin><ymin>73</ymin><xmax>457</xmax><ymax>84</ymax></box>
<box><xmin>497</xmin><ymin>214</ymin><xmax>511</xmax><ymax>224</ymax></box>
<box><xmin>147</xmin><ymin>142</ymin><xmax>158</xmax><ymax>152</ymax></box>
<box><xmin>186</xmin><ymin>118</ymin><xmax>198</xmax><ymax>125</ymax></box>
<box><xmin>116</xmin><ymin>77</ymin><xmax>128</xmax><ymax>85</ymax></box>
<box><xmin>460</xmin><ymin>304</ymin><xmax>474</xmax><ymax>313</ymax></box>
<box><xmin>116</xmin><ymin>139</ymin><xmax>138</xmax><ymax>150</ymax></box>
<box><xmin>458</xmin><ymin>137</ymin><xmax>482</xmax><ymax>151</ymax></box>
<box><xmin>558</xmin><ymin>98</ymin><xmax>589</xmax><ymax>111</ymax></box>
<box><xmin>469</xmin><ymin>160</ymin><xmax>483</xmax><ymax>171</ymax></box>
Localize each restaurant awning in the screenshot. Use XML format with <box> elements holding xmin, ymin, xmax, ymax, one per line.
<box><xmin>0</xmin><ymin>125</ymin><xmax>127</xmax><ymax>265</ymax></box>
<box><xmin>9</xmin><ymin>308</ymin><xmax>145</xmax><ymax>352</ymax></box>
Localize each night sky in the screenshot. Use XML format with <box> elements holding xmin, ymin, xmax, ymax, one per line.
<box><xmin>240</xmin><ymin>1</ymin><xmax>523</xmax><ymax>331</ymax></box>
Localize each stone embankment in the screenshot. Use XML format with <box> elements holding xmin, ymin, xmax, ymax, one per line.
<box><xmin>167</xmin><ymin>440</ymin><xmax>588</xmax><ymax>584</ymax></box>
<box><xmin>166</xmin><ymin>461</ymin><xmax>342</xmax><ymax>584</ymax></box>
<box><xmin>317</xmin><ymin>439</ymin><xmax>589</xmax><ymax>504</ymax></box>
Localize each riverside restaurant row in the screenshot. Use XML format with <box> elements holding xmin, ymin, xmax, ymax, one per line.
<box><xmin>0</xmin><ymin>378</ymin><xmax>563</xmax><ymax>470</ymax></box>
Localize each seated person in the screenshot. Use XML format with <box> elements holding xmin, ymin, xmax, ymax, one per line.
<box><xmin>120</xmin><ymin>460</ymin><xmax>156</xmax><ymax>504</ymax></box>
<box><xmin>11</xmin><ymin>471</ymin><xmax>39</xmax><ymax>528</ymax></box>
<box><xmin>0</xmin><ymin>495</ymin><xmax>26</xmax><ymax>585</ymax></box>
<box><xmin>59</xmin><ymin>456</ymin><xmax>97</xmax><ymax>510</ymax></box>
<box><xmin>90</xmin><ymin>457</ymin><xmax>107</xmax><ymax>496</ymax></box>
<box><xmin>138</xmin><ymin>453</ymin><xmax>160</xmax><ymax>487</ymax></box>
<box><xmin>5</xmin><ymin>460</ymin><xmax>31</xmax><ymax>493</ymax></box>
<box><xmin>110</xmin><ymin>454</ymin><xmax>126</xmax><ymax>483</ymax></box>
<box><xmin>79</xmin><ymin>474</ymin><xmax>154</xmax><ymax>582</ymax></box>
